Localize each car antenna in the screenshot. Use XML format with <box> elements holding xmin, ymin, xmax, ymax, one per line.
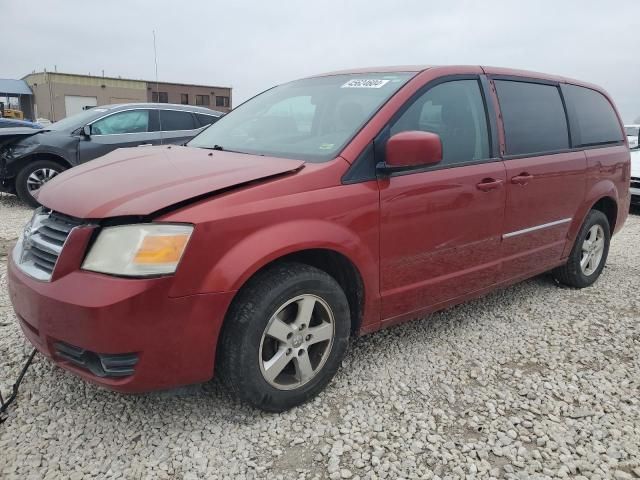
<box><xmin>153</xmin><ymin>30</ymin><xmax>163</xmax><ymax>144</ymax></box>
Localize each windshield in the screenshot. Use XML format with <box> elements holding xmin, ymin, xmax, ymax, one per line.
<box><xmin>188</xmin><ymin>73</ymin><xmax>414</xmax><ymax>161</ymax></box>
<box><xmin>625</xmin><ymin>126</ymin><xmax>639</xmax><ymax>136</ymax></box>
<box><xmin>48</xmin><ymin>108</ymin><xmax>111</xmax><ymax>131</ymax></box>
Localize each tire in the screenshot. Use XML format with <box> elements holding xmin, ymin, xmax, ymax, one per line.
<box><xmin>553</xmin><ymin>210</ymin><xmax>610</xmax><ymax>288</ymax></box>
<box><xmin>217</xmin><ymin>262</ymin><xmax>351</xmax><ymax>412</ymax></box>
<box><xmin>15</xmin><ymin>159</ymin><xmax>65</xmax><ymax>208</ymax></box>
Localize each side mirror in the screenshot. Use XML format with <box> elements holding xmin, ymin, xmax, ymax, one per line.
<box><xmin>379</xmin><ymin>131</ymin><xmax>442</xmax><ymax>174</ymax></box>
<box><xmin>82</xmin><ymin>125</ymin><xmax>92</xmax><ymax>137</ymax></box>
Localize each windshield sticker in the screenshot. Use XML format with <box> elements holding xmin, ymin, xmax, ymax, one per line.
<box><xmin>319</xmin><ymin>143</ymin><xmax>335</xmax><ymax>150</ymax></box>
<box><xmin>341</xmin><ymin>79</ymin><xmax>390</xmax><ymax>89</ymax></box>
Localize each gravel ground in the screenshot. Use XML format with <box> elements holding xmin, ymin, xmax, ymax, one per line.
<box><xmin>1</xmin><ymin>193</ymin><xmax>639</xmax><ymax>480</ymax></box>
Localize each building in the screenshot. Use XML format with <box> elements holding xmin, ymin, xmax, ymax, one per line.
<box><xmin>0</xmin><ymin>79</ymin><xmax>35</xmax><ymax>120</ymax></box>
<box><xmin>22</xmin><ymin>71</ymin><xmax>232</xmax><ymax>121</ymax></box>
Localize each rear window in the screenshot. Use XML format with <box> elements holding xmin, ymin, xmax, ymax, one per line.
<box><xmin>159</xmin><ymin>110</ymin><xmax>196</xmax><ymax>131</ymax></box>
<box><xmin>563</xmin><ymin>85</ymin><xmax>623</xmax><ymax>146</ymax></box>
<box><xmin>495</xmin><ymin>80</ymin><xmax>569</xmax><ymax>156</ymax></box>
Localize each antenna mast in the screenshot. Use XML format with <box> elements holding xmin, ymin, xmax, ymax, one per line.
<box><xmin>153</xmin><ymin>30</ymin><xmax>163</xmax><ymax>139</ymax></box>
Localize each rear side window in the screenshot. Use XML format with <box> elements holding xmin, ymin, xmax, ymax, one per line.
<box><xmin>195</xmin><ymin>113</ymin><xmax>219</xmax><ymax>127</ymax></box>
<box><xmin>563</xmin><ymin>85</ymin><xmax>623</xmax><ymax>146</ymax></box>
<box><xmin>389</xmin><ymin>79</ymin><xmax>490</xmax><ymax>166</ymax></box>
<box><xmin>495</xmin><ymin>80</ymin><xmax>569</xmax><ymax>155</ymax></box>
<box><xmin>159</xmin><ymin>110</ymin><xmax>196</xmax><ymax>131</ymax></box>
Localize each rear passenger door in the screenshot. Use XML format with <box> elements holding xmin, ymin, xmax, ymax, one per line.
<box><xmin>379</xmin><ymin>77</ymin><xmax>507</xmax><ymax>323</ymax></box>
<box><xmin>492</xmin><ymin>78</ymin><xmax>587</xmax><ymax>281</ymax></box>
<box><xmin>158</xmin><ymin>109</ymin><xmax>205</xmax><ymax>145</ymax></box>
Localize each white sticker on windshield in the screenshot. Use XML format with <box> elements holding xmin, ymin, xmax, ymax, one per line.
<box><xmin>341</xmin><ymin>79</ymin><xmax>390</xmax><ymax>89</ymax></box>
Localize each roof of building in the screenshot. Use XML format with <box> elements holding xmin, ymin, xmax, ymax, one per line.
<box><xmin>0</xmin><ymin>79</ymin><xmax>33</xmax><ymax>95</ymax></box>
<box><xmin>22</xmin><ymin>71</ymin><xmax>231</xmax><ymax>90</ymax></box>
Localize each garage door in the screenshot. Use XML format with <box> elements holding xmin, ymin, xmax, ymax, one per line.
<box><xmin>64</xmin><ymin>95</ymin><xmax>98</xmax><ymax>117</ymax></box>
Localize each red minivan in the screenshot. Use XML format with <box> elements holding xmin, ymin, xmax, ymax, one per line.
<box><xmin>8</xmin><ymin>66</ymin><xmax>630</xmax><ymax>411</ymax></box>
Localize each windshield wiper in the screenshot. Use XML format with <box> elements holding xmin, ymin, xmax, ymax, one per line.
<box><xmin>212</xmin><ymin>144</ymin><xmax>224</xmax><ymax>151</ymax></box>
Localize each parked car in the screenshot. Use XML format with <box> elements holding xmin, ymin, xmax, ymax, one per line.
<box><xmin>625</xmin><ymin>124</ymin><xmax>639</xmax><ymax>149</ymax></box>
<box><xmin>0</xmin><ymin>103</ymin><xmax>223</xmax><ymax>206</ymax></box>
<box><xmin>631</xmin><ymin>148</ymin><xmax>640</xmax><ymax>205</ymax></box>
<box><xmin>0</xmin><ymin>118</ymin><xmax>43</xmax><ymax>129</ymax></box>
<box><xmin>8</xmin><ymin>66</ymin><xmax>630</xmax><ymax>412</ymax></box>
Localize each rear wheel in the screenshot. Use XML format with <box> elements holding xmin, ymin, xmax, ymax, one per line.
<box><xmin>217</xmin><ymin>262</ymin><xmax>350</xmax><ymax>412</ymax></box>
<box><xmin>15</xmin><ymin>159</ymin><xmax>65</xmax><ymax>207</ymax></box>
<box><xmin>553</xmin><ymin>210</ymin><xmax>610</xmax><ymax>288</ymax></box>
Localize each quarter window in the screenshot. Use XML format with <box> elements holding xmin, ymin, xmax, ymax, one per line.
<box><xmin>195</xmin><ymin>113</ymin><xmax>219</xmax><ymax>127</ymax></box>
<box><xmin>159</xmin><ymin>110</ymin><xmax>196</xmax><ymax>131</ymax></box>
<box><xmin>494</xmin><ymin>80</ymin><xmax>569</xmax><ymax>155</ymax></box>
<box><xmin>389</xmin><ymin>79</ymin><xmax>490</xmax><ymax>166</ymax></box>
<box><xmin>91</xmin><ymin>110</ymin><xmax>150</xmax><ymax>135</ymax></box>
<box><xmin>563</xmin><ymin>85</ymin><xmax>623</xmax><ymax>146</ymax></box>
<box><xmin>196</xmin><ymin>95</ymin><xmax>210</xmax><ymax>106</ymax></box>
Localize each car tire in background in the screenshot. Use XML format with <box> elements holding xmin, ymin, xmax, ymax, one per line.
<box><xmin>15</xmin><ymin>159</ymin><xmax>66</xmax><ymax>208</ymax></box>
<box><xmin>553</xmin><ymin>209</ymin><xmax>611</xmax><ymax>288</ymax></box>
<box><xmin>217</xmin><ymin>262</ymin><xmax>351</xmax><ymax>412</ymax></box>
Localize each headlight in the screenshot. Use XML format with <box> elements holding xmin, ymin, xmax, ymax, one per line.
<box><xmin>82</xmin><ymin>224</ymin><xmax>193</xmax><ymax>277</ymax></box>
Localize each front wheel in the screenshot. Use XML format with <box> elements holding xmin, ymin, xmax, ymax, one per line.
<box><xmin>217</xmin><ymin>262</ymin><xmax>350</xmax><ymax>412</ymax></box>
<box><xmin>553</xmin><ymin>210</ymin><xmax>611</xmax><ymax>288</ymax></box>
<box><xmin>15</xmin><ymin>160</ymin><xmax>65</xmax><ymax>207</ymax></box>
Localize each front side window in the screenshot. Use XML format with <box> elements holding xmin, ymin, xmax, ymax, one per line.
<box><xmin>563</xmin><ymin>85</ymin><xmax>624</xmax><ymax>147</ymax></box>
<box><xmin>91</xmin><ymin>110</ymin><xmax>150</xmax><ymax>135</ymax></box>
<box><xmin>389</xmin><ymin>79</ymin><xmax>490</xmax><ymax>166</ymax></box>
<box><xmin>188</xmin><ymin>73</ymin><xmax>413</xmax><ymax>162</ymax></box>
<box><xmin>495</xmin><ymin>80</ymin><xmax>569</xmax><ymax>155</ymax></box>
<box><xmin>159</xmin><ymin>110</ymin><xmax>196</xmax><ymax>131</ymax></box>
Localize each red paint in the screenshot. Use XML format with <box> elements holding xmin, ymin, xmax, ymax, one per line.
<box><xmin>386</xmin><ymin>131</ymin><xmax>442</xmax><ymax>168</ymax></box>
<box><xmin>8</xmin><ymin>65</ymin><xmax>630</xmax><ymax>393</ymax></box>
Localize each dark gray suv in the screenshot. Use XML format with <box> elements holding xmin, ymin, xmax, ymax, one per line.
<box><xmin>0</xmin><ymin>103</ymin><xmax>223</xmax><ymax>206</ymax></box>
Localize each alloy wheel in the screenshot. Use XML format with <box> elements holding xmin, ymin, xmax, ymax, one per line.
<box><xmin>580</xmin><ymin>224</ymin><xmax>605</xmax><ymax>276</ymax></box>
<box><xmin>259</xmin><ymin>294</ymin><xmax>335</xmax><ymax>390</ymax></box>
<box><xmin>26</xmin><ymin>168</ymin><xmax>59</xmax><ymax>192</ymax></box>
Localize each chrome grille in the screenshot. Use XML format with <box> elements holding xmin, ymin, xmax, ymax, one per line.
<box><xmin>12</xmin><ymin>209</ymin><xmax>82</xmax><ymax>281</ymax></box>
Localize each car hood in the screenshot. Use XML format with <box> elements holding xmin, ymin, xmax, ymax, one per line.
<box><xmin>37</xmin><ymin>145</ymin><xmax>305</xmax><ymax>218</ymax></box>
<box><xmin>0</xmin><ymin>127</ymin><xmax>47</xmax><ymax>147</ymax></box>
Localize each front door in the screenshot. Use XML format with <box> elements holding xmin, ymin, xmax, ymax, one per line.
<box><xmin>379</xmin><ymin>78</ymin><xmax>506</xmax><ymax>323</ymax></box>
<box><xmin>78</xmin><ymin>108</ymin><xmax>160</xmax><ymax>162</ymax></box>
<box><xmin>492</xmin><ymin>79</ymin><xmax>587</xmax><ymax>280</ymax></box>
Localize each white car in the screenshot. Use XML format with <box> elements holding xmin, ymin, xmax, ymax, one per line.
<box><xmin>632</xmin><ymin>148</ymin><xmax>640</xmax><ymax>205</ymax></box>
<box><xmin>625</xmin><ymin>124</ymin><xmax>639</xmax><ymax>149</ymax></box>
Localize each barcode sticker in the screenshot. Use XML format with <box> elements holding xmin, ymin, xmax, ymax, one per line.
<box><xmin>341</xmin><ymin>79</ymin><xmax>390</xmax><ymax>89</ymax></box>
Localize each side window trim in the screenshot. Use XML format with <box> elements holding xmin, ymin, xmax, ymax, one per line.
<box><xmin>88</xmin><ymin>108</ymin><xmax>152</xmax><ymax>136</ymax></box>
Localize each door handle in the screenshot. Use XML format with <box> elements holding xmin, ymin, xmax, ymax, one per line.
<box><xmin>476</xmin><ymin>178</ymin><xmax>504</xmax><ymax>192</ymax></box>
<box><xmin>137</xmin><ymin>143</ymin><xmax>153</xmax><ymax>147</ymax></box>
<box><xmin>511</xmin><ymin>173</ymin><xmax>534</xmax><ymax>185</ymax></box>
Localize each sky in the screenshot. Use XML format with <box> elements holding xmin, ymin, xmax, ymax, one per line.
<box><xmin>3</xmin><ymin>0</ymin><xmax>640</xmax><ymax>122</ymax></box>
